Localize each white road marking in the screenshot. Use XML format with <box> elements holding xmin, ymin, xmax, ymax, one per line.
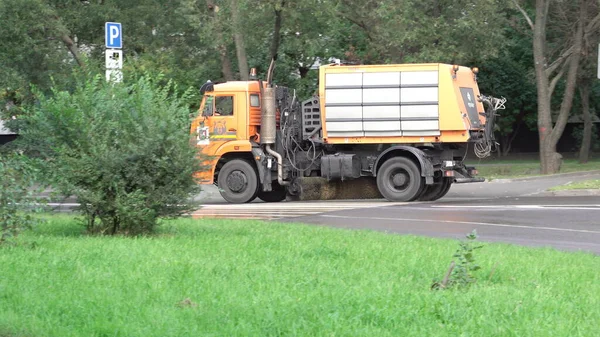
<box><xmin>319</xmin><ymin>214</ymin><xmax>600</xmax><ymax>235</ymax></box>
<box><xmin>192</xmin><ymin>201</ymin><xmax>404</xmax><ymax>219</ymax></box>
<box><xmin>431</xmin><ymin>205</ymin><xmax>600</xmax><ymax>211</ymax></box>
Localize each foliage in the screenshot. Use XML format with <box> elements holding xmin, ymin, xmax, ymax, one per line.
<box><xmin>571</xmin><ymin>124</ymin><xmax>600</xmax><ymax>153</ymax></box>
<box><xmin>0</xmin><ymin>153</ymin><xmax>42</xmax><ymax>244</ymax></box>
<box><xmin>432</xmin><ymin>230</ymin><xmax>483</xmax><ymax>289</ymax></box>
<box><xmin>19</xmin><ymin>73</ymin><xmax>203</xmax><ymax>235</ymax></box>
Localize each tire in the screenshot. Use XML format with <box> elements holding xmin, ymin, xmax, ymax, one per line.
<box><xmin>435</xmin><ymin>178</ymin><xmax>453</xmax><ymax>200</ymax></box>
<box><xmin>257</xmin><ymin>182</ymin><xmax>287</xmax><ymax>202</ymax></box>
<box><xmin>417</xmin><ymin>178</ymin><xmax>453</xmax><ymax>201</ymax></box>
<box><xmin>217</xmin><ymin>159</ymin><xmax>259</xmax><ymax>203</ymax></box>
<box><xmin>376</xmin><ymin>157</ymin><xmax>424</xmax><ymax>202</ymax></box>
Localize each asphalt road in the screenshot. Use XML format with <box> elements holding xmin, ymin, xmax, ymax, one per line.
<box><xmin>194</xmin><ymin>171</ymin><xmax>600</xmax><ymax>254</ymax></box>
<box><xmin>47</xmin><ymin>171</ymin><xmax>600</xmax><ymax>253</ymax></box>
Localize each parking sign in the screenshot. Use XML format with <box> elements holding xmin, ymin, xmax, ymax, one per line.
<box><xmin>105</xmin><ymin>22</ymin><xmax>122</xmax><ymax>49</ymax></box>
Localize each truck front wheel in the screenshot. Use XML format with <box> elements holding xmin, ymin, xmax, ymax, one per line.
<box><xmin>376</xmin><ymin>157</ymin><xmax>424</xmax><ymax>202</ymax></box>
<box><xmin>217</xmin><ymin>159</ymin><xmax>259</xmax><ymax>203</ymax></box>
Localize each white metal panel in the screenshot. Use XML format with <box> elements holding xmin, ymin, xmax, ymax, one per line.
<box><xmin>363</xmin><ymin>121</ymin><xmax>401</xmax><ymax>131</ymax></box>
<box><xmin>325</xmin><ymin>73</ymin><xmax>362</xmax><ymax>87</ymax></box>
<box><xmin>363</xmin><ymin>105</ymin><xmax>400</xmax><ymax>120</ymax></box>
<box><xmin>400</xmin><ymin>87</ymin><xmax>438</xmax><ymax>103</ymax></box>
<box><xmin>325</xmin><ymin>106</ymin><xmax>363</xmax><ymax>120</ymax></box>
<box><xmin>401</xmin><ymin>71</ymin><xmax>439</xmax><ymax>86</ymax></box>
<box><xmin>402</xmin><ymin>130</ymin><xmax>441</xmax><ymax>136</ymax></box>
<box><xmin>325</xmin><ymin>89</ymin><xmax>362</xmax><ymax>104</ymax></box>
<box><xmin>401</xmin><ymin>105</ymin><xmax>439</xmax><ymax>118</ymax></box>
<box><xmin>363</xmin><ymin>88</ymin><xmax>400</xmax><ymax>104</ymax></box>
<box><xmin>327</xmin><ymin>131</ymin><xmax>365</xmax><ymax>137</ymax></box>
<box><xmin>401</xmin><ymin>120</ymin><xmax>439</xmax><ymax>131</ymax></box>
<box><xmin>326</xmin><ymin>121</ymin><xmax>363</xmax><ymax>132</ymax></box>
<box><xmin>363</xmin><ymin>72</ymin><xmax>401</xmax><ymax>87</ymax></box>
<box><xmin>364</xmin><ymin>131</ymin><xmax>403</xmax><ymax>137</ymax></box>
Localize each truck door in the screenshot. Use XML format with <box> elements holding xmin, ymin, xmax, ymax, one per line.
<box><xmin>196</xmin><ymin>94</ymin><xmax>238</xmax><ymax>146</ymax></box>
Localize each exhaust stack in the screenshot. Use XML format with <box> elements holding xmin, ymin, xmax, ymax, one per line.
<box><xmin>260</xmin><ymin>87</ymin><xmax>277</xmax><ymax>145</ymax></box>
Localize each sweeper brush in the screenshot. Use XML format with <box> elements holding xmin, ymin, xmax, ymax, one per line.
<box><xmin>289</xmin><ymin>177</ymin><xmax>383</xmax><ymax>201</ymax></box>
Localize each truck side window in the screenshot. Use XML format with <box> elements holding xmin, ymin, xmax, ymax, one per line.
<box><xmin>250</xmin><ymin>94</ymin><xmax>260</xmax><ymax>107</ymax></box>
<box><xmin>202</xmin><ymin>96</ymin><xmax>214</xmax><ymax>116</ymax></box>
<box><xmin>215</xmin><ymin>96</ymin><xmax>234</xmax><ymax>116</ymax></box>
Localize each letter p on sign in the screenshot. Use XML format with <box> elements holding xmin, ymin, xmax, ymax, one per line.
<box><xmin>105</xmin><ymin>22</ymin><xmax>122</xmax><ymax>49</ymax></box>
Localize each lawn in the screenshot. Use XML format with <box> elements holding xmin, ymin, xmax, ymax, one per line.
<box><xmin>468</xmin><ymin>158</ymin><xmax>600</xmax><ymax>180</ymax></box>
<box><xmin>549</xmin><ymin>179</ymin><xmax>600</xmax><ymax>191</ymax></box>
<box><xmin>1</xmin><ymin>216</ymin><xmax>598</xmax><ymax>337</ymax></box>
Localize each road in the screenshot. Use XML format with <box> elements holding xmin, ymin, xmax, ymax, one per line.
<box><xmin>192</xmin><ymin>171</ymin><xmax>600</xmax><ymax>254</ymax></box>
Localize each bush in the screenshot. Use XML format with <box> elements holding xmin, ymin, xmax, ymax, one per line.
<box><xmin>0</xmin><ymin>153</ymin><xmax>40</xmax><ymax>244</ymax></box>
<box><xmin>20</xmin><ymin>74</ymin><xmax>204</xmax><ymax>235</ymax></box>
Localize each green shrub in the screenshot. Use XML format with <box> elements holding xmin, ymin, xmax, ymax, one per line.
<box><xmin>21</xmin><ymin>74</ymin><xmax>203</xmax><ymax>235</ymax></box>
<box><xmin>0</xmin><ymin>153</ymin><xmax>40</xmax><ymax>244</ymax></box>
<box><xmin>432</xmin><ymin>230</ymin><xmax>483</xmax><ymax>290</ymax></box>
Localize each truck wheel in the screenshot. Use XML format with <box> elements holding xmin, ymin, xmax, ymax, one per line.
<box><xmin>376</xmin><ymin>157</ymin><xmax>424</xmax><ymax>202</ymax></box>
<box><xmin>418</xmin><ymin>178</ymin><xmax>452</xmax><ymax>201</ymax></box>
<box><xmin>257</xmin><ymin>182</ymin><xmax>287</xmax><ymax>202</ymax></box>
<box><xmin>217</xmin><ymin>159</ymin><xmax>259</xmax><ymax>203</ymax></box>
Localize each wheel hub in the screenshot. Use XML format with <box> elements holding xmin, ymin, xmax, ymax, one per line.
<box><xmin>226</xmin><ymin>170</ymin><xmax>248</xmax><ymax>192</ymax></box>
<box><xmin>391</xmin><ymin>172</ymin><xmax>408</xmax><ymax>187</ymax></box>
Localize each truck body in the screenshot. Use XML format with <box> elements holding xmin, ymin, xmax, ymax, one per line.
<box><xmin>190</xmin><ymin>63</ymin><xmax>503</xmax><ymax>203</ymax></box>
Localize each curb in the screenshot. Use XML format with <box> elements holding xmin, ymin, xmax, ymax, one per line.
<box><xmin>487</xmin><ymin>170</ymin><xmax>600</xmax><ymax>183</ymax></box>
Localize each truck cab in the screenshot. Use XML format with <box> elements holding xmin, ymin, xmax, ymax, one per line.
<box><xmin>191</xmin><ymin>81</ymin><xmax>262</xmax><ymax>184</ymax></box>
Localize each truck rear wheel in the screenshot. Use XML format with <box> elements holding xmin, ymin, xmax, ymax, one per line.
<box><xmin>217</xmin><ymin>159</ymin><xmax>259</xmax><ymax>203</ymax></box>
<box><xmin>376</xmin><ymin>157</ymin><xmax>424</xmax><ymax>202</ymax></box>
<box><xmin>257</xmin><ymin>182</ymin><xmax>287</xmax><ymax>202</ymax></box>
<box><xmin>418</xmin><ymin>178</ymin><xmax>453</xmax><ymax>201</ymax></box>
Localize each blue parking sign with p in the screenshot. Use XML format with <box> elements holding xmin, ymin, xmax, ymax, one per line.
<box><xmin>105</xmin><ymin>22</ymin><xmax>122</xmax><ymax>49</ymax></box>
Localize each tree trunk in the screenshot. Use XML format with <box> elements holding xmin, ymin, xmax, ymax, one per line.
<box><xmin>579</xmin><ymin>84</ymin><xmax>592</xmax><ymax>163</ymax></box>
<box><xmin>532</xmin><ymin>0</ymin><xmax>554</xmax><ymax>173</ymax></box>
<box><xmin>534</xmin><ymin>0</ymin><xmax>584</xmax><ymax>174</ymax></box>
<box><xmin>207</xmin><ymin>1</ymin><xmax>234</xmax><ymax>81</ymax></box>
<box><xmin>230</xmin><ymin>0</ymin><xmax>249</xmax><ymax>80</ymax></box>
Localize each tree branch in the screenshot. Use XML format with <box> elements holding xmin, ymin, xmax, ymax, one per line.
<box><xmin>545</xmin><ymin>45</ymin><xmax>574</xmax><ymax>77</ymax></box>
<box><xmin>511</xmin><ymin>0</ymin><xmax>534</xmax><ymax>30</ymax></box>
<box><xmin>60</xmin><ymin>34</ymin><xmax>84</xmax><ymax>67</ymax></box>
<box><xmin>343</xmin><ymin>15</ymin><xmax>375</xmax><ymax>41</ymax></box>
<box><xmin>550</xmin><ymin>2</ymin><xmax>585</xmax><ymax>146</ymax></box>
<box><xmin>548</xmin><ymin>63</ymin><xmax>567</xmax><ymax>96</ymax></box>
<box><xmin>584</xmin><ymin>12</ymin><xmax>600</xmax><ymax>37</ymax></box>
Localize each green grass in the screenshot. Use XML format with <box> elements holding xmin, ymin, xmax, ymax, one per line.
<box><xmin>549</xmin><ymin>179</ymin><xmax>600</xmax><ymax>191</ymax></box>
<box><xmin>468</xmin><ymin>158</ymin><xmax>600</xmax><ymax>179</ymax></box>
<box><xmin>1</xmin><ymin>216</ymin><xmax>599</xmax><ymax>337</ymax></box>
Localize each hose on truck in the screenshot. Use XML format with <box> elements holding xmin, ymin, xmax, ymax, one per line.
<box><xmin>476</xmin><ymin>95</ymin><xmax>506</xmax><ymax>159</ymax></box>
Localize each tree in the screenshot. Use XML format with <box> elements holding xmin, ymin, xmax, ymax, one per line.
<box><xmin>476</xmin><ymin>17</ymin><xmax>538</xmax><ymax>156</ymax></box>
<box><xmin>230</xmin><ymin>0</ymin><xmax>250</xmax><ymax>80</ymax></box>
<box><xmin>19</xmin><ymin>74</ymin><xmax>203</xmax><ymax>235</ymax></box>
<box><xmin>512</xmin><ymin>0</ymin><xmax>600</xmax><ymax>173</ymax></box>
<box><xmin>335</xmin><ymin>0</ymin><xmax>508</xmax><ymax>64</ymax></box>
<box><xmin>575</xmin><ymin>1</ymin><xmax>600</xmax><ymax>163</ymax></box>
